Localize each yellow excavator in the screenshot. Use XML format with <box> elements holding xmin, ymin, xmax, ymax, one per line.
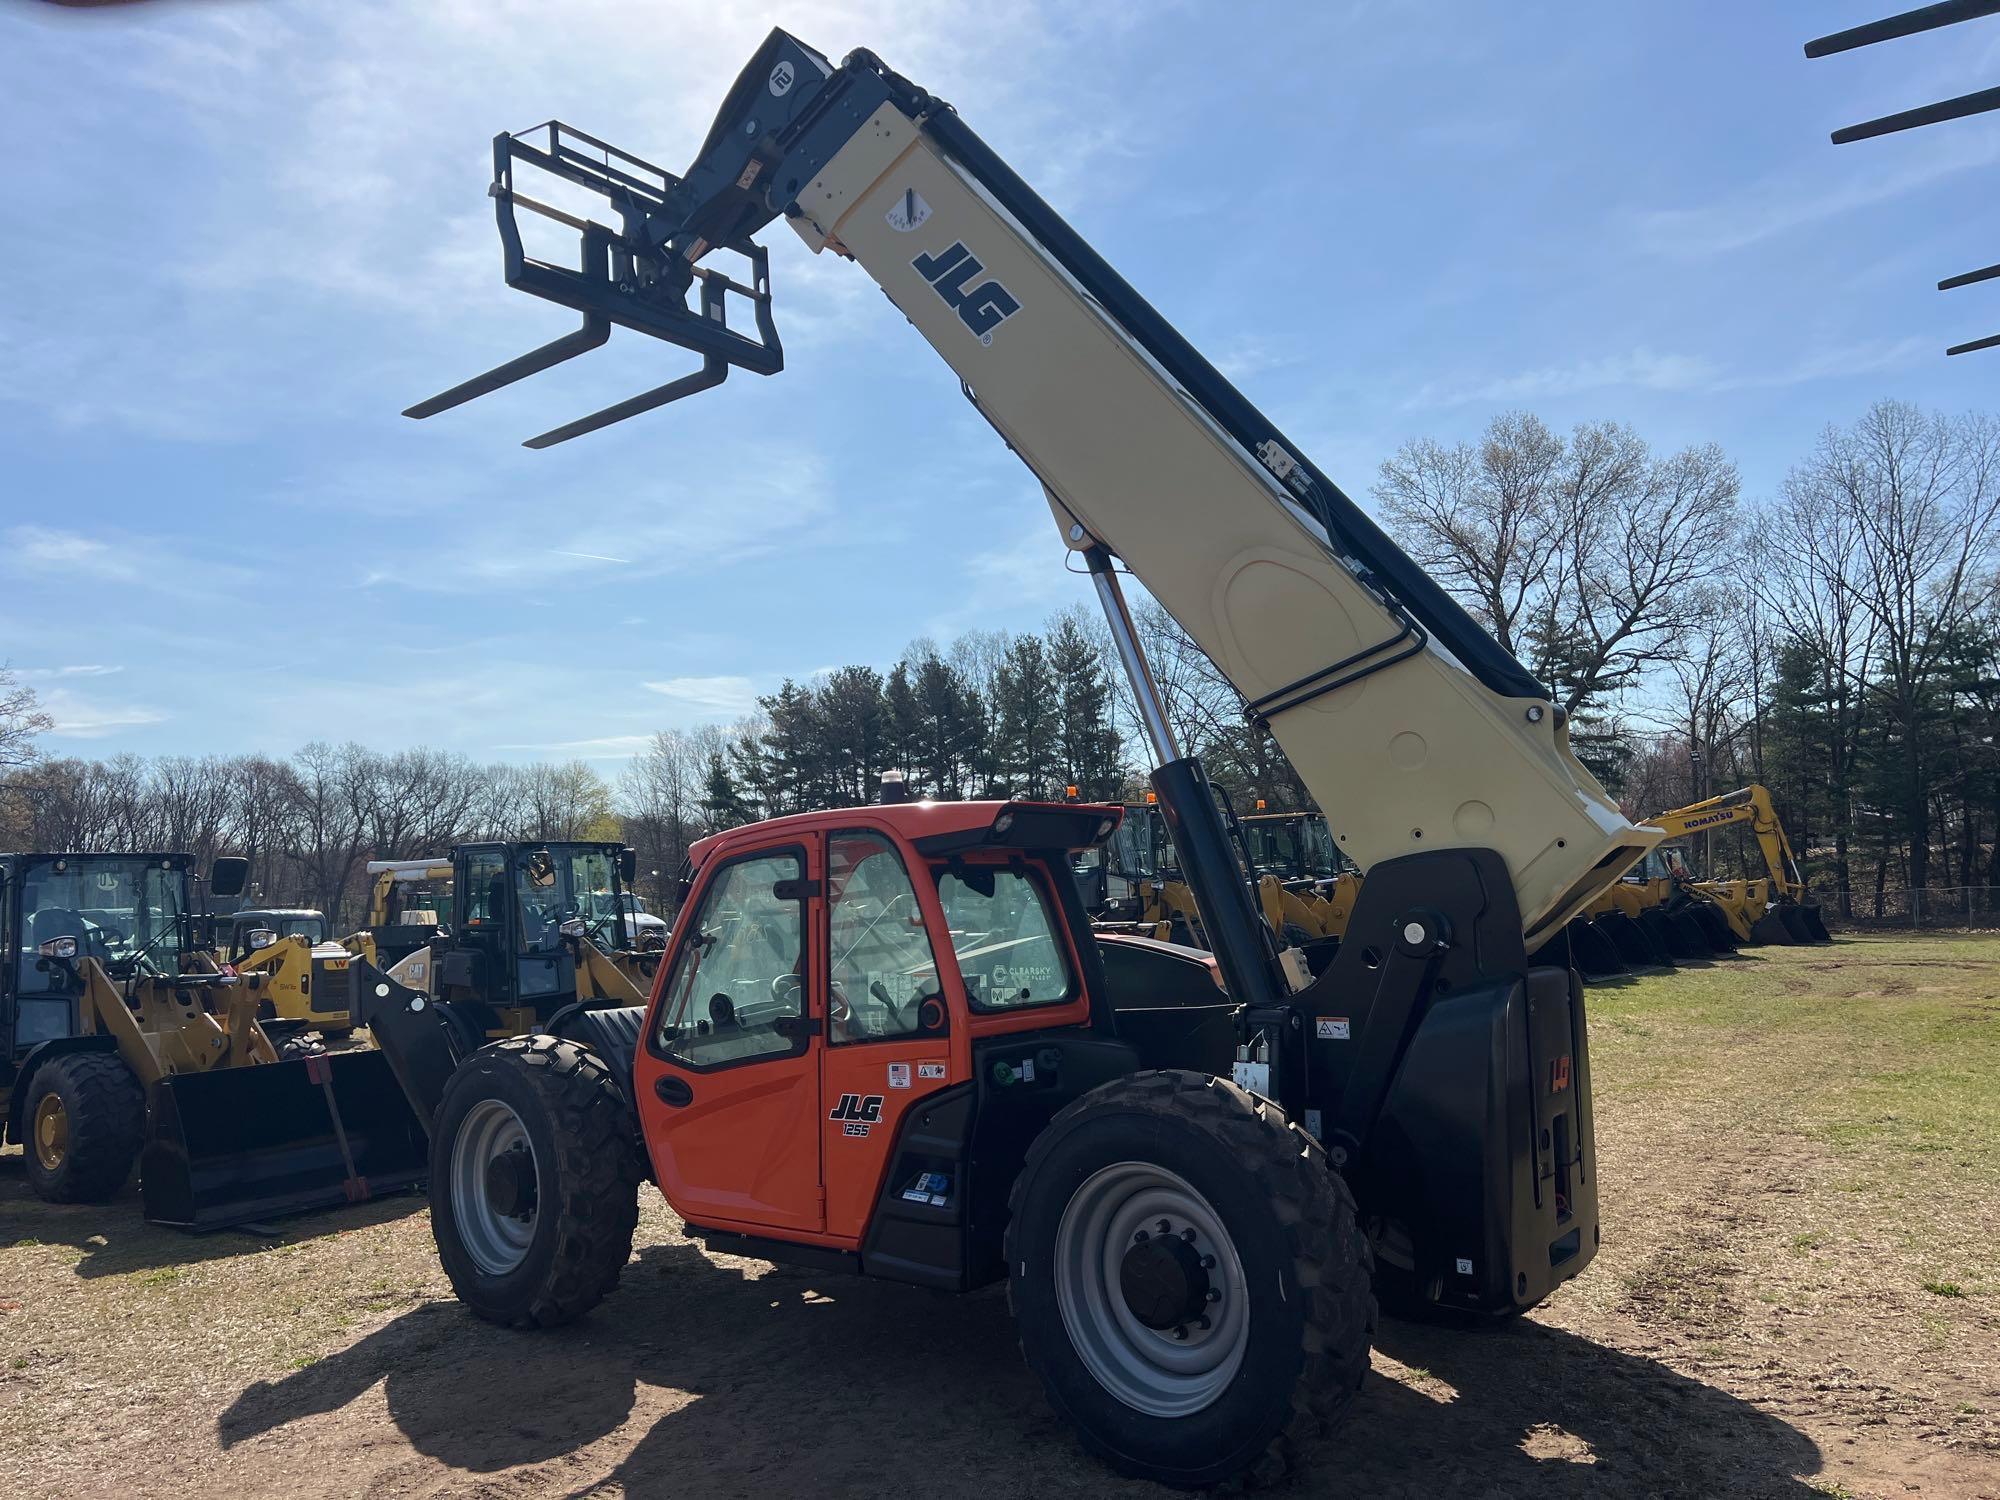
<box><xmin>1646</xmin><ymin>785</ymin><xmax>1832</xmax><ymax>945</ymax></box>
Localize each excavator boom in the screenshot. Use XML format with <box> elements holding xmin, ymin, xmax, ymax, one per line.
<box><xmin>408</xmin><ymin>31</ymin><xmax>1653</xmax><ymax>942</ymax></box>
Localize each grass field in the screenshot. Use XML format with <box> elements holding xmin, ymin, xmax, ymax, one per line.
<box><xmin>2</xmin><ymin>932</ymin><xmax>1997</xmax><ymax>1498</ymax></box>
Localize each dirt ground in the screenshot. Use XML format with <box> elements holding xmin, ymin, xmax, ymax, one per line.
<box><xmin>3</xmin><ymin>932</ymin><xmax>1998</xmax><ymax>1499</ymax></box>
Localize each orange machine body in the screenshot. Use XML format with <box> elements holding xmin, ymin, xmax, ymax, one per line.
<box><xmin>631</xmin><ymin>800</ymin><xmax>1122</xmax><ymax>1251</ymax></box>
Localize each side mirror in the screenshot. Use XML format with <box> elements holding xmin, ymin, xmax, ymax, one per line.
<box><xmin>619</xmin><ymin>846</ymin><xmax>638</xmax><ymax>885</ymax></box>
<box><xmin>38</xmin><ymin>935</ymin><xmax>79</xmax><ymax>960</ymax></box>
<box><xmin>524</xmin><ymin>848</ymin><xmax>556</xmax><ymax>888</ymax></box>
<box><xmin>246</xmin><ymin>928</ymin><xmax>279</xmax><ymax>951</ymax></box>
<box><xmin>210</xmin><ymin>856</ymin><xmax>250</xmax><ymax>900</ymax></box>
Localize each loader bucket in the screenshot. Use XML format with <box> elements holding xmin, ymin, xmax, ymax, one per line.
<box><xmin>1779</xmin><ymin>904</ymin><xmax>1820</xmax><ymax>944</ymax></box>
<box><xmin>1536</xmin><ymin>917</ymin><xmax>1625</xmax><ymax>978</ymax></box>
<box><xmin>1801</xmin><ymin>903</ymin><xmax>1834</xmax><ymax>943</ymax></box>
<box><xmin>139</xmin><ymin>1051</ymin><xmax>428</xmax><ymax>1231</ymax></box>
<box><xmin>1637</xmin><ymin>908</ymin><xmax>1699</xmax><ymax>962</ymax></box>
<box><xmin>1750</xmin><ymin>907</ymin><xmax>1803</xmax><ymax>945</ymax></box>
<box><xmin>1594</xmin><ymin>912</ymin><xmax>1667</xmax><ymax>967</ymax></box>
<box><xmin>1689</xmin><ymin>904</ymin><xmax>1739</xmax><ymax>953</ymax></box>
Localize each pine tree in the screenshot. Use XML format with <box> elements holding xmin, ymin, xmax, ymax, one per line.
<box><xmin>700</xmin><ymin>748</ymin><xmax>756</xmax><ymax>831</ymax></box>
<box><xmin>816</xmin><ymin>665</ymin><xmax>889</xmax><ymax>806</ymax></box>
<box><xmin>994</xmin><ymin>635</ymin><xmax>1061</xmax><ymax>797</ymax></box>
<box><xmin>1046</xmin><ymin>614</ymin><xmax>1124</xmax><ymax>797</ymax></box>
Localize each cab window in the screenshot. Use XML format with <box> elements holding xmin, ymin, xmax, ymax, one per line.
<box><xmin>827</xmin><ymin>832</ymin><xmax>941</xmax><ymax>1044</ymax></box>
<box><xmin>462</xmin><ymin>850</ymin><xmax>507</xmax><ymax>928</ymax></box>
<box><xmin>654</xmin><ymin>851</ymin><xmax>806</xmax><ymax>1069</ymax></box>
<box><xmin>935</xmin><ymin>866</ymin><xmax>1074</xmax><ymax>1010</ymax></box>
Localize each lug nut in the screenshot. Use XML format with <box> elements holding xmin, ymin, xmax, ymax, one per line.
<box><xmin>1172</xmin><ymin>1325</ymin><xmax>1188</xmax><ymax>1341</ymax></box>
<box><xmin>1157</xmin><ymin>1219</ymin><xmax>1172</xmax><ymax>1234</ymax></box>
<box><xmin>1197</xmin><ymin>1316</ymin><xmax>1211</xmax><ymax>1330</ymax></box>
<box><xmin>1206</xmin><ymin>1288</ymin><xmax>1221</xmax><ymax>1302</ymax></box>
<box><xmin>1200</xmin><ymin>1254</ymin><xmax>1216</xmax><ymax>1270</ymax></box>
<box><xmin>1133</xmin><ymin>1230</ymin><xmax>1149</xmax><ymax>1243</ymax></box>
<box><xmin>1182</xmin><ymin>1227</ymin><xmax>1197</xmax><ymax>1242</ymax></box>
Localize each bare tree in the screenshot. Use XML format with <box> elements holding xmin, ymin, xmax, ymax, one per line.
<box><xmin>618</xmin><ymin>727</ymin><xmax>719</xmax><ymax>912</ymax></box>
<box><xmin>0</xmin><ymin>666</ymin><xmax>52</xmax><ymax>774</ymax></box>
<box><xmin>1374</xmin><ymin>412</ymin><xmax>1566</xmax><ymax>657</ymax></box>
<box><xmin>1375</xmin><ymin>414</ymin><xmax>1739</xmax><ymax>715</ymax></box>
<box><xmin>1789</xmin><ymin>401</ymin><xmax>2000</xmax><ymax>891</ymax></box>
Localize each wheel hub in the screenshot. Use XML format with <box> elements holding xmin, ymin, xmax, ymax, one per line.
<box><xmin>450</xmin><ymin>1098</ymin><xmax>541</xmax><ymax>1275</ymax></box>
<box><xmin>483</xmin><ymin>1145</ymin><xmax>537</xmax><ymax>1218</ymax></box>
<box><xmin>33</xmin><ymin>1094</ymin><xmax>68</xmax><ymax>1172</ymax></box>
<box><xmin>1119</xmin><ymin>1231</ymin><xmax>1210</xmax><ymax>1330</ymax></box>
<box><xmin>1053</xmin><ymin>1162</ymin><xmax>1249</xmax><ymax>1418</ymax></box>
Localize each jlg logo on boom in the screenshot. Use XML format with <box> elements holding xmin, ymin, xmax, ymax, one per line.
<box><xmin>911</xmin><ymin>242</ymin><xmax>1021</xmax><ymax>344</ymax></box>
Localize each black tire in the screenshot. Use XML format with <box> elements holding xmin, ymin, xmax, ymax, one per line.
<box><xmin>1006</xmin><ymin>1070</ymin><xmax>1374</xmax><ymax>1489</ymax></box>
<box><xmin>429</xmin><ymin>1034</ymin><xmax>642</xmax><ymax>1328</ymax></box>
<box><xmin>20</xmin><ymin>1051</ymin><xmax>146</xmax><ymax>1204</ymax></box>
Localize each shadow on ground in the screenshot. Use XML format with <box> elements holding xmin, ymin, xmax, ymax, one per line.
<box><xmin>219</xmin><ymin>1240</ymin><xmax>1825</xmax><ymax>1499</ymax></box>
<box><xmin>0</xmin><ymin>1147</ymin><xmax>424</xmax><ymax>1277</ymax></box>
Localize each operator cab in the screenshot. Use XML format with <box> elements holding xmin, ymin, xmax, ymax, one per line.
<box><xmin>630</xmin><ymin>799</ymin><xmax>1231</xmax><ymax>1279</ymax></box>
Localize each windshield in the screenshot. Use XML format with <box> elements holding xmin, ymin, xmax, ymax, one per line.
<box><xmin>935</xmin><ymin>866</ymin><xmax>1074</xmax><ymax>1010</ymax></box>
<box><xmin>1104</xmin><ymin>809</ymin><xmax>1158</xmax><ymax>880</ymax></box>
<box><xmin>1300</xmin><ymin>817</ymin><xmax>1340</xmax><ymax>878</ymax></box>
<box><xmin>515</xmin><ymin>846</ymin><xmax>624</xmax><ymax>952</ymax></box>
<box><xmin>20</xmin><ymin>856</ymin><xmax>187</xmax><ymax>983</ymax></box>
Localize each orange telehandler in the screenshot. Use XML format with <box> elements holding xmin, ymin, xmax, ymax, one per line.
<box><xmin>374</xmin><ymin>31</ymin><xmax>1658</xmax><ymax>1486</ymax></box>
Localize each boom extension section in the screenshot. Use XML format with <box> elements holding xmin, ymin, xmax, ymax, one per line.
<box><xmin>406</xmin><ymin>30</ymin><xmax>1654</xmax><ymax>949</ymax></box>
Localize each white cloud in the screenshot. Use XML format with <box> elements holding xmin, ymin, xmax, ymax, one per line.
<box><xmin>1405</xmin><ymin>335</ymin><xmax>1936</xmax><ymax>410</ymax></box>
<box><xmin>1633</xmin><ymin>132</ymin><xmax>1998</xmax><ymax>260</ymax></box>
<box><xmin>19</xmin><ymin>663</ymin><xmax>125</xmax><ymax>680</ymax></box>
<box><xmin>641</xmin><ymin>675</ymin><xmax>760</xmax><ymax>716</ymax></box>
<box><xmin>40</xmin><ymin>688</ymin><xmax>169</xmax><ymax>739</ymax></box>
<box><xmin>1407</xmin><ymin>348</ymin><xmax>1720</xmax><ymax>408</ymax></box>
<box><xmin>491</xmin><ymin>732</ymin><xmax>655</xmax><ymax>759</ymax></box>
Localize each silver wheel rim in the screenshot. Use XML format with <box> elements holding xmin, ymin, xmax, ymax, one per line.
<box><xmin>450</xmin><ymin>1098</ymin><xmax>539</xmax><ymax>1276</ymax></box>
<box><xmin>1053</xmin><ymin>1162</ymin><xmax>1250</xmax><ymax>1417</ymax></box>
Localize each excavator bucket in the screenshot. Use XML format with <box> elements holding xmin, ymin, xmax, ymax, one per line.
<box><xmin>1801</xmin><ymin>903</ymin><xmax>1834</xmax><ymax>943</ymax></box>
<box><xmin>139</xmin><ymin>1051</ymin><xmax>428</xmax><ymax>1231</ymax></box>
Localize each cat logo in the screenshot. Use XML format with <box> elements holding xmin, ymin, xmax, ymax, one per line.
<box><xmin>829</xmin><ymin>1093</ymin><xmax>885</xmax><ymax>1137</ymax></box>
<box><xmin>911</xmin><ymin>241</ymin><xmax>1022</xmax><ymax>345</ymax></box>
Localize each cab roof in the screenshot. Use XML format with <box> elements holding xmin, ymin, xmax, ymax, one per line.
<box><xmin>689</xmin><ymin>799</ymin><xmax>1123</xmax><ymax>865</ymax></box>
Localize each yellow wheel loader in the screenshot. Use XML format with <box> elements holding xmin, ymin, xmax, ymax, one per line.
<box><xmin>1</xmin><ymin>852</ymin><xmax>425</xmax><ymax>1228</ymax></box>
<box><xmin>211</xmin><ymin>906</ymin><xmax>355</xmax><ymax>1038</ymax></box>
<box><xmin>349</xmin><ymin>842</ymin><xmax>661</xmax><ymax>1116</ymax></box>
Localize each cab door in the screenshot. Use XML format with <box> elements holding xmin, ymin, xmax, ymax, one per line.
<box><xmin>633</xmin><ymin>839</ymin><xmax>824</xmax><ymax>1237</ymax></box>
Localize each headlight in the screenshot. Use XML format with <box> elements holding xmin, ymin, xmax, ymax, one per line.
<box><xmin>38</xmin><ymin>936</ymin><xmax>79</xmax><ymax>960</ymax></box>
<box><xmin>559</xmin><ymin>917</ymin><xmax>587</xmax><ymax>939</ymax></box>
<box><xmin>247</xmin><ymin>928</ymin><xmax>279</xmax><ymax>951</ymax></box>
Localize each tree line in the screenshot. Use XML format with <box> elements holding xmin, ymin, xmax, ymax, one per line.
<box><xmin>3</xmin><ymin>399</ymin><xmax>1995</xmax><ymax>923</ymax></box>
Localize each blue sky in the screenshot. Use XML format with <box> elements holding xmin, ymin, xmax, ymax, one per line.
<box><xmin>2</xmin><ymin>1</ymin><xmax>1994</xmax><ymax>763</ymax></box>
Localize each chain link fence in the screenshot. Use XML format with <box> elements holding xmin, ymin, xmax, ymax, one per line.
<box><xmin>1818</xmin><ymin>886</ymin><xmax>2000</xmax><ymax>931</ymax></box>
